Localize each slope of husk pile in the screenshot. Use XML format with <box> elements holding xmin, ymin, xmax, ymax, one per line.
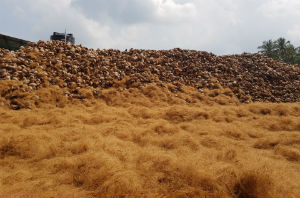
<box><xmin>0</xmin><ymin>40</ymin><xmax>299</xmax><ymax>109</ymax></box>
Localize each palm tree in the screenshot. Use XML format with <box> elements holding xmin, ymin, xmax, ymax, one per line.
<box><xmin>295</xmin><ymin>47</ymin><xmax>300</xmax><ymax>66</ymax></box>
<box><xmin>258</xmin><ymin>39</ymin><xmax>277</xmax><ymax>58</ymax></box>
<box><xmin>284</xmin><ymin>44</ymin><xmax>296</xmax><ymax>64</ymax></box>
<box><xmin>258</xmin><ymin>37</ymin><xmax>300</xmax><ymax>66</ymax></box>
<box><xmin>275</xmin><ymin>37</ymin><xmax>290</xmax><ymax>61</ymax></box>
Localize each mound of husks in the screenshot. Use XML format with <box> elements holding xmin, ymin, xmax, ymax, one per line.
<box><xmin>0</xmin><ymin>40</ymin><xmax>299</xmax><ymax>109</ymax></box>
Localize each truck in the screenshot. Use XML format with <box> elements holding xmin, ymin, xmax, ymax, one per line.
<box><xmin>50</xmin><ymin>32</ymin><xmax>75</xmax><ymax>44</ymax></box>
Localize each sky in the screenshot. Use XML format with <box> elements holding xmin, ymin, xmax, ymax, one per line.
<box><xmin>0</xmin><ymin>0</ymin><xmax>299</xmax><ymax>55</ymax></box>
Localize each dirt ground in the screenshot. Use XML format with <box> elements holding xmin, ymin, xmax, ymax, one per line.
<box><xmin>0</xmin><ymin>84</ymin><xmax>299</xmax><ymax>198</ymax></box>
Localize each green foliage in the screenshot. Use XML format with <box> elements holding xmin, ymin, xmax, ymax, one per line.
<box><xmin>258</xmin><ymin>37</ymin><xmax>300</xmax><ymax>66</ymax></box>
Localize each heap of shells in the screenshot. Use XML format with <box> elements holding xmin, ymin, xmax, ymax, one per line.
<box><xmin>0</xmin><ymin>40</ymin><xmax>299</xmax><ymax>104</ymax></box>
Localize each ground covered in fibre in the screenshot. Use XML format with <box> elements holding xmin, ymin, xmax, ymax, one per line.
<box><xmin>0</xmin><ymin>83</ymin><xmax>299</xmax><ymax>198</ymax></box>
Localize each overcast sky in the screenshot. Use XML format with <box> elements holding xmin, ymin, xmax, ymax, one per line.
<box><xmin>1</xmin><ymin>0</ymin><xmax>299</xmax><ymax>54</ymax></box>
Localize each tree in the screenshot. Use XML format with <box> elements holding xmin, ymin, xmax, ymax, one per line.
<box><xmin>258</xmin><ymin>39</ymin><xmax>277</xmax><ymax>58</ymax></box>
<box><xmin>258</xmin><ymin>38</ymin><xmax>300</xmax><ymax>66</ymax></box>
<box><xmin>295</xmin><ymin>47</ymin><xmax>300</xmax><ymax>66</ymax></box>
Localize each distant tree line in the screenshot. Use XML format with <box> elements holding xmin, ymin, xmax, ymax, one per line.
<box><xmin>258</xmin><ymin>37</ymin><xmax>300</xmax><ymax>66</ymax></box>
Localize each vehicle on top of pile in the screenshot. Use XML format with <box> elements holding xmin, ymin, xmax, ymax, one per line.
<box><xmin>50</xmin><ymin>32</ymin><xmax>75</xmax><ymax>44</ymax></box>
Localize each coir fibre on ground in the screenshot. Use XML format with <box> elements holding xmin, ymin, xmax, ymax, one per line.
<box><xmin>0</xmin><ymin>82</ymin><xmax>299</xmax><ymax>198</ymax></box>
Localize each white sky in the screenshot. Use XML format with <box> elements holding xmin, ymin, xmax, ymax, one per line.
<box><xmin>0</xmin><ymin>0</ymin><xmax>299</xmax><ymax>54</ymax></box>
